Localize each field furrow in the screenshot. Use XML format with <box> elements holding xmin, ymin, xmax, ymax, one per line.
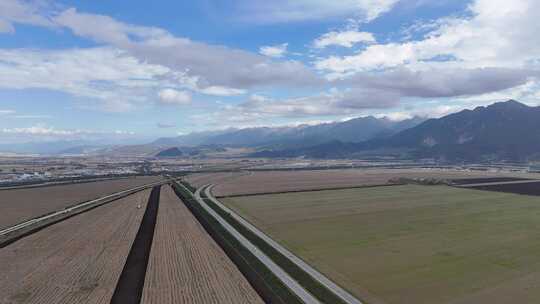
<box><xmin>141</xmin><ymin>185</ymin><xmax>263</xmax><ymax>304</ymax></box>
<box><xmin>0</xmin><ymin>189</ymin><xmax>151</xmax><ymax>304</ymax></box>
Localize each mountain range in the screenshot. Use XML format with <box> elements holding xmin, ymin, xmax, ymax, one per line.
<box><xmin>0</xmin><ymin>115</ymin><xmax>420</xmax><ymax>156</ymax></box>
<box><xmin>152</xmin><ymin>116</ymin><xmax>425</xmax><ymax>149</ymax></box>
<box><xmin>3</xmin><ymin>100</ymin><xmax>538</xmax><ymax>163</ymax></box>
<box><xmin>254</xmin><ymin>100</ymin><xmax>540</xmax><ymax>162</ymax></box>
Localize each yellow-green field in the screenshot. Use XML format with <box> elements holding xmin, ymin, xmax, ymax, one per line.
<box><xmin>222</xmin><ymin>185</ymin><xmax>540</xmax><ymax>304</ymax></box>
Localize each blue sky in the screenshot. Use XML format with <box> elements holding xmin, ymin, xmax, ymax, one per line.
<box><xmin>1</xmin><ymin>0</ymin><xmax>539</xmax><ymax>144</ymax></box>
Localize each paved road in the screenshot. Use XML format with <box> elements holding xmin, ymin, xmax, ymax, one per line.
<box><xmin>205</xmin><ymin>185</ymin><xmax>364</xmax><ymax>304</ymax></box>
<box><xmin>0</xmin><ymin>177</ymin><xmax>122</xmax><ymax>191</ymax></box>
<box><xmin>189</xmin><ymin>185</ymin><xmax>320</xmax><ymax>304</ymax></box>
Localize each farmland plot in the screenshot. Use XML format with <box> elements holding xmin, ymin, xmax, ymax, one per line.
<box><xmin>223</xmin><ymin>185</ymin><xmax>540</xmax><ymax>304</ymax></box>
<box><xmin>141</xmin><ymin>186</ymin><xmax>263</xmax><ymax>304</ymax></box>
<box><xmin>0</xmin><ymin>189</ymin><xmax>151</xmax><ymax>304</ymax></box>
<box><xmin>0</xmin><ymin>176</ymin><xmax>161</xmax><ymax>229</ymax></box>
<box><xmin>184</xmin><ymin>172</ymin><xmax>246</xmax><ymax>189</ymax></box>
<box><xmin>212</xmin><ymin>168</ymin><xmax>517</xmax><ymax>196</ymax></box>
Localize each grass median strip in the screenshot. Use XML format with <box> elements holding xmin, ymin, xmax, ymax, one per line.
<box><xmin>179</xmin><ymin>179</ymin><xmax>197</xmax><ymax>193</ymax></box>
<box><xmin>201</xmin><ymin>191</ymin><xmax>349</xmax><ymax>304</ymax></box>
<box><xmin>171</xmin><ymin>182</ymin><xmax>302</xmax><ymax>304</ymax></box>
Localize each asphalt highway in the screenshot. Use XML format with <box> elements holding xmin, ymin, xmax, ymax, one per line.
<box><xmin>189</xmin><ymin>184</ymin><xmax>320</xmax><ymax>304</ymax></box>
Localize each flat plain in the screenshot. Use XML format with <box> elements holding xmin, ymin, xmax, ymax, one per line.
<box><xmin>222</xmin><ymin>185</ymin><xmax>540</xmax><ymax>304</ymax></box>
<box><xmin>141</xmin><ymin>186</ymin><xmax>263</xmax><ymax>304</ymax></box>
<box><xmin>184</xmin><ymin>172</ymin><xmax>247</xmax><ymax>189</ymax></box>
<box><xmin>0</xmin><ymin>189</ymin><xmax>151</xmax><ymax>304</ymax></box>
<box><xmin>0</xmin><ymin>175</ymin><xmax>161</xmax><ymax>229</ymax></box>
<box><xmin>211</xmin><ymin>168</ymin><xmax>531</xmax><ymax>197</ymax></box>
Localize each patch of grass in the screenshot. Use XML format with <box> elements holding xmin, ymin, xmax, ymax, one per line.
<box><xmin>223</xmin><ymin>185</ymin><xmax>540</xmax><ymax>304</ymax></box>
<box><xmin>203</xmin><ymin>194</ymin><xmax>349</xmax><ymax>304</ymax></box>
<box><xmin>178</xmin><ymin>180</ymin><xmax>197</xmax><ymax>193</ymax></box>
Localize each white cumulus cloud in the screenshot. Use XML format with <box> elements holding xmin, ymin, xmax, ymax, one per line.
<box><xmin>314</xmin><ymin>30</ymin><xmax>375</xmax><ymax>48</ymax></box>
<box><xmin>55</xmin><ymin>8</ymin><xmax>321</xmax><ymax>89</ymax></box>
<box><xmin>316</xmin><ymin>0</ymin><xmax>540</xmax><ymax>74</ymax></box>
<box><xmin>198</xmin><ymin>86</ymin><xmax>246</xmax><ymax>96</ymax></box>
<box><xmin>0</xmin><ymin>125</ymin><xmax>138</xmax><ymax>144</ymax></box>
<box><xmin>0</xmin><ymin>0</ymin><xmax>54</xmax><ymax>33</ymax></box>
<box><xmin>0</xmin><ymin>47</ymin><xmax>170</xmax><ymax>112</ymax></box>
<box><xmin>259</xmin><ymin>43</ymin><xmax>288</xmax><ymax>58</ymax></box>
<box><xmin>157</xmin><ymin>88</ymin><xmax>192</xmax><ymax>105</ymax></box>
<box><xmin>1</xmin><ymin>126</ymin><xmax>83</xmax><ymax>136</ymax></box>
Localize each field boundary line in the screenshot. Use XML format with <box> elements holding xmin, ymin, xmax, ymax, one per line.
<box><xmin>206</xmin><ymin>184</ymin><xmax>364</xmax><ymax>304</ymax></box>
<box><xmin>455</xmin><ymin>179</ymin><xmax>540</xmax><ymax>187</ymax></box>
<box><xmin>216</xmin><ymin>183</ymin><xmax>403</xmax><ymax>198</ymax></box>
<box><xmin>0</xmin><ymin>178</ymin><xmax>167</xmax><ymax>247</ymax></box>
<box><xmin>178</xmin><ymin>182</ymin><xmax>320</xmax><ymax>304</ymax></box>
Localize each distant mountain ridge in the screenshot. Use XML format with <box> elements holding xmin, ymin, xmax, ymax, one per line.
<box><xmin>155</xmin><ymin>147</ymin><xmax>183</xmax><ymax>157</ymax></box>
<box><xmin>254</xmin><ymin>100</ymin><xmax>540</xmax><ymax>162</ymax></box>
<box><xmin>5</xmin><ymin>101</ymin><xmax>535</xmax><ymax>162</ymax></box>
<box><xmin>0</xmin><ymin>115</ymin><xmax>425</xmax><ymax>156</ymax></box>
<box><xmin>153</xmin><ymin>116</ymin><xmax>425</xmax><ymax>149</ymax></box>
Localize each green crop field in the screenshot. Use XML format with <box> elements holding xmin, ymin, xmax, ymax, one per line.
<box><xmin>222</xmin><ymin>185</ymin><xmax>540</xmax><ymax>304</ymax></box>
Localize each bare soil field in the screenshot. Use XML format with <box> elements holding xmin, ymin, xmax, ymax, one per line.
<box><xmin>212</xmin><ymin>168</ymin><xmax>534</xmax><ymax>196</ymax></box>
<box><xmin>141</xmin><ymin>186</ymin><xmax>263</xmax><ymax>304</ymax></box>
<box><xmin>0</xmin><ymin>189</ymin><xmax>151</xmax><ymax>304</ymax></box>
<box><xmin>223</xmin><ymin>185</ymin><xmax>540</xmax><ymax>304</ymax></box>
<box><xmin>470</xmin><ymin>180</ymin><xmax>540</xmax><ymax>196</ymax></box>
<box><xmin>184</xmin><ymin>172</ymin><xmax>247</xmax><ymax>189</ymax></box>
<box><xmin>0</xmin><ymin>175</ymin><xmax>161</xmax><ymax>229</ymax></box>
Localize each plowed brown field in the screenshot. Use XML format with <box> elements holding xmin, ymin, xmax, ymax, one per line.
<box><xmin>0</xmin><ymin>176</ymin><xmax>161</xmax><ymax>229</ymax></box>
<box><xmin>212</xmin><ymin>169</ymin><xmax>530</xmax><ymax>196</ymax></box>
<box><xmin>184</xmin><ymin>172</ymin><xmax>246</xmax><ymax>189</ymax></box>
<box><xmin>0</xmin><ymin>189</ymin><xmax>151</xmax><ymax>303</ymax></box>
<box><xmin>140</xmin><ymin>186</ymin><xmax>263</xmax><ymax>304</ymax></box>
